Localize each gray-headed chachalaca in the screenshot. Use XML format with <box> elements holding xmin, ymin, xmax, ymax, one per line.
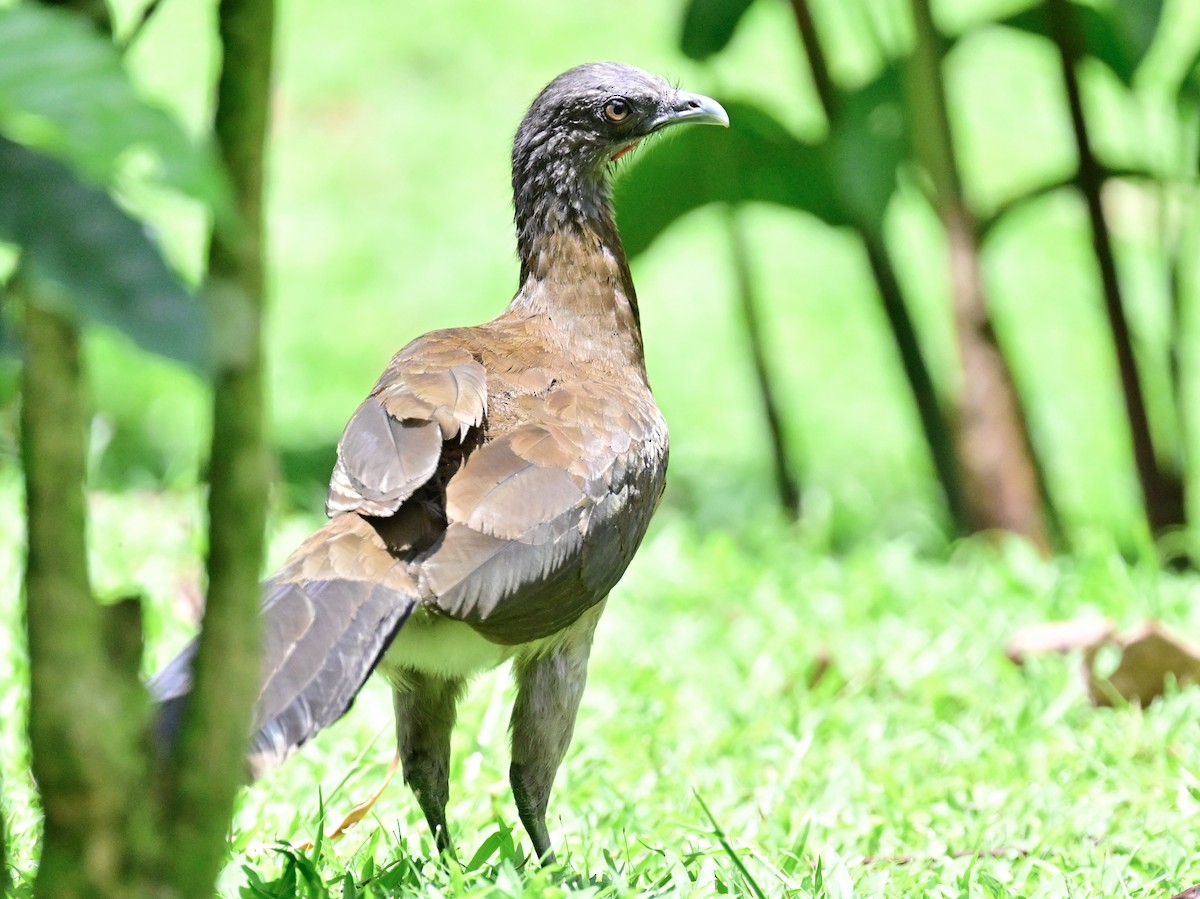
<box><xmin>151</xmin><ymin>62</ymin><xmax>728</xmax><ymax>863</ymax></box>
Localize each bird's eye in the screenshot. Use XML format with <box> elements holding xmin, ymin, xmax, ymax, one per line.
<box><xmin>604</xmin><ymin>98</ymin><xmax>631</xmax><ymax>123</ymax></box>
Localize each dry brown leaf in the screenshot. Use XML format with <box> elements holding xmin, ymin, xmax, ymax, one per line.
<box><xmin>1088</xmin><ymin>621</ymin><xmax>1200</xmax><ymax>707</ymax></box>
<box><xmin>1006</xmin><ymin>618</ymin><xmax>1200</xmax><ymax>707</ymax></box>
<box><xmin>296</xmin><ymin>752</ymin><xmax>400</xmax><ymax>851</ymax></box>
<box><xmin>1004</xmin><ymin>618</ymin><xmax>1114</xmax><ymax>664</ymax></box>
<box><xmin>806</xmin><ymin>647</ymin><xmax>833</xmax><ymax>690</ymax></box>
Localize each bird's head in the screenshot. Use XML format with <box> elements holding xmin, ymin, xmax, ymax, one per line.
<box><xmin>514</xmin><ymin>62</ymin><xmax>729</xmax><ymax>174</ymax></box>
<box><xmin>512</xmin><ymin>63</ymin><xmax>728</xmax><ymax>258</ymax></box>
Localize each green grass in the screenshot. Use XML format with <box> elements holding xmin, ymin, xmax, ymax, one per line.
<box><xmin>4</xmin><ymin>474</ymin><xmax>1200</xmax><ymax>896</ymax></box>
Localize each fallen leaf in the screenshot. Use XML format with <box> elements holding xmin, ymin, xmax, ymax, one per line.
<box><xmin>1088</xmin><ymin>621</ymin><xmax>1200</xmax><ymax>707</ymax></box>
<box><xmin>1006</xmin><ymin>618</ymin><xmax>1200</xmax><ymax>707</ymax></box>
<box><xmin>1005</xmin><ymin>618</ymin><xmax>1114</xmax><ymax>664</ymax></box>
<box><xmin>806</xmin><ymin>647</ymin><xmax>833</xmax><ymax>690</ymax></box>
<box><xmin>296</xmin><ymin>751</ymin><xmax>400</xmax><ymax>851</ymax></box>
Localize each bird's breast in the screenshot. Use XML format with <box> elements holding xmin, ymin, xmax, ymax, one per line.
<box><xmin>377</xmin><ymin>607</ymin><xmax>516</xmax><ymax>687</ymax></box>
<box><xmin>376</xmin><ymin>600</ymin><xmax>610</xmax><ymax>687</ymax></box>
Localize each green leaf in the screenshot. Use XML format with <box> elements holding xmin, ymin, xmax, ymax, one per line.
<box><xmin>0</xmin><ymin>136</ymin><xmax>209</xmax><ymax>371</ymax></box>
<box><xmin>993</xmin><ymin>0</ymin><xmax>1164</xmax><ymax>86</ymax></box>
<box><xmin>826</xmin><ymin>63</ymin><xmax>908</xmax><ymax>232</ymax></box>
<box><xmin>0</xmin><ymin>3</ymin><xmax>226</xmax><ymax>207</ymax></box>
<box><xmin>1174</xmin><ymin>29</ymin><xmax>1200</xmax><ymax>108</ymax></box>
<box><xmin>465</xmin><ymin>828</ymin><xmax>506</xmax><ymax>871</ymax></box>
<box><xmin>976</xmin><ymin>164</ymin><xmax>1159</xmax><ymax>238</ymax></box>
<box><xmin>680</xmin><ymin>0</ymin><xmax>759</xmax><ymax>60</ymax></box>
<box><xmin>616</xmin><ymin>100</ymin><xmax>851</xmax><ymax>258</ymax></box>
<box><xmin>1109</xmin><ymin>0</ymin><xmax>1164</xmax><ymax>73</ymax></box>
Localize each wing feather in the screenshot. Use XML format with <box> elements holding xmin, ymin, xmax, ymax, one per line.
<box><xmin>444</xmin><ymin>436</ymin><xmax>584</xmax><ymax>540</ymax></box>
<box><xmin>150</xmin><ymin>516</ymin><xmax>420</xmax><ymax>777</ymax></box>
<box><xmin>326</xmin><ymin>337</ymin><xmax>487</xmax><ymax>517</ymax></box>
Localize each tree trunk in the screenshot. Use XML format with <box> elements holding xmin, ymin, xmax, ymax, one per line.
<box><xmin>724</xmin><ymin>205</ymin><xmax>803</xmax><ymax>519</ymax></box>
<box><xmin>788</xmin><ymin>0</ymin><xmax>968</xmax><ymax>534</ymax></box>
<box><xmin>1046</xmin><ymin>0</ymin><xmax>1186</xmax><ymax>534</ymax></box>
<box><xmin>861</xmin><ymin>229</ymin><xmax>968</xmax><ymax>531</ymax></box>
<box><xmin>1170</xmin><ymin>178</ymin><xmax>1199</xmax><ymax>540</ymax></box>
<box><xmin>22</xmin><ymin>286</ymin><xmax>155</xmax><ymax>899</ymax></box>
<box><xmin>160</xmin><ymin>0</ymin><xmax>276</xmax><ymax>891</ymax></box>
<box><xmin>20</xmin><ymin>0</ymin><xmax>277</xmax><ymax>891</ymax></box>
<box><xmin>943</xmin><ymin>206</ymin><xmax>1049</xmax><ymax>543</ymax></box>
<box><xmin>1</xmin><ymin>777</ymin><xmax>7</xmax><ymax>897</ymax></box>
<box><xmin>907</xmin><ymin>0</ymin><xmax>1049</xmax><ymax>549</ymax></box>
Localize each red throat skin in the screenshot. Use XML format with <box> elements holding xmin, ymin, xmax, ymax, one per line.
<box><xmin>610</xmin><ymin>141</ymin><xmax>639</xmax><ymax>162</ymax></box>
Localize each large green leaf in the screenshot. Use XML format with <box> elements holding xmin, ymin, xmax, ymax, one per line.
<box><xmin>0</xmin><ymin>2</ymin><xmax>226</xmax><ymax>206</ymax></box>
<box><xmin>1171</xmin><ymin>18</ymin><xmax>1200</xmax><ymax>109</ymax></box>
<box><xmin>825</xmin><ymin>63</ymin><xmax>909</xmax><ymax>233</ymax></box>
<box><xmin>0</xmin><ymin>137</ymin><xmax>209</xmax><ymax>371</ymax></box>
<box><xmin>976</xmin><ymin>164</ymin><xmax>1158</xmax><ymax>238</ymax></box>
<box><xmin>1184</xmin><ymin>58</ymin><xmax>1200</xmax><ymax>111</ymax></box>
<box><xmin>680</xmin><ymin>0</ymin><xmax>759</xmax><ymax>60</ymax></box>
<box><xmin>992</xmin><ymin>0</ymin><xmax>1165</xmax><ymax>86</ymax></box>
<box><xmin>615</xmin><ymin>100</ymin><xmax>852</xmax><ymax>259</ymax></box>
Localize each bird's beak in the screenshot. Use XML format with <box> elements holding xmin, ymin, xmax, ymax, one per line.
<box><xmin>647</xmin><ymin>91</ymin><xmax>730</xmax><ymax>132</ymax></box>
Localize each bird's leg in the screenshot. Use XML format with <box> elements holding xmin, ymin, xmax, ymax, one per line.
<box><xmin>509</xmin><ymin>605</ymin><xmax>602</xmax><ymax>865</ymax></box>
<box><xmin>393</xmin><ymin>671</ymin><xmax>464</xmax><ymax>858</ymax></box>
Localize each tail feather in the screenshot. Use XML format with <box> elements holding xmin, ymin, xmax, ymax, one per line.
<box><xmin>149</xmin><ymin>514</ymin><xmax>420</xmax><ymax>777</ymax></box>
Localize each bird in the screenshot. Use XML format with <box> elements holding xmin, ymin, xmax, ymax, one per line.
<box><xmin>151</xmin><ymin>62</ymin><xmax>729</xmax><ymax>864</ymax></box>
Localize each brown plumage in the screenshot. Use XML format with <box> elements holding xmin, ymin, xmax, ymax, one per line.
<box><xmin>152</xmin><ymin>62</ymin><xmax>728</xmax><ymax>863</ymax></box>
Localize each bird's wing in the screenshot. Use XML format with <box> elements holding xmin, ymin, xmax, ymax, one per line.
<box><xmin>247</xmin><ymin>514</ymin><xmax>422</xmax><ymax>773</ymax></box>
<box><xmin>148</xmin><ymin>514</ymin><xmax>420</xmax><ymax>775</ymax></box>
<box><xmin>419</xmin><ymin>384</ymin><xmax>665</xmax><ymax>645</ymax></box>
<box><xmin>327</xmin><ymin>336</ymin><xmax>487</xmax><ymax>517</ymax></box>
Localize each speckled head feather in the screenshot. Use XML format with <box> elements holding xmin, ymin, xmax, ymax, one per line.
<box><xmin>511</xmin><ymin>62</ymin><xmax>728</xmax><ymax>266</ymax></box>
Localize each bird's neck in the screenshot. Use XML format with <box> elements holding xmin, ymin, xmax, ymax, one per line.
<box><xmin>508</xmin><ymin>168</ymin><xmax>647</xmax><ymax>373</ymax></box>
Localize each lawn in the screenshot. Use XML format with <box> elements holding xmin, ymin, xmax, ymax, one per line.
<box><xmin>3</xmin><ymin>474</ymin><xmax>1200</xmax><ymax>896</ymax></box>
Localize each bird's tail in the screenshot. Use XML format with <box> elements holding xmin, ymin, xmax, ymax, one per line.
<box><xmin>149</xmin><ymin>513</ymin><xmax>419</xmax><ymax>778</ymax></box>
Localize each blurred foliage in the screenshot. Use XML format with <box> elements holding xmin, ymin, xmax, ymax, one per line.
<box><xmin>997</xmin><ymin>1</ymin><xmax>1163</xmax><ymax>88</ymax></box>
<box><xmin>0</xmin><ymin>3</ymin><xmax>224</xmax><ymax>203</ymax></box>
<box><xmin>633</xmin><ymin>0</ymin><xmax>1192</xmax><ymax>248</ymax></box>
<box><xmin>617</xmin><ymin>64</ymin><xmax>912</xmax><ymax>249</ymax></box>
<box><xmin>0</xmin><ymin>137</ymin><xmax>207</xmax><ymax>369</ymax></box>
<box><xmin>618</xmin><ymin>101</ymin><xmax>848</xmax><ymax>257</ymax></box>
<box><xmin>0</xmin><ymin>2</ymin><xmax>219</xmax><ymax>371</ymax></box>
<box><xmin>618</xmin><ymin>0</ymin><xmax>1200</xmax><ymax>550</ymax></box>
<box><xmin>0</xmin><ymin>0</ymin><xmax>1198</xmax><ymax>548</ymax></box>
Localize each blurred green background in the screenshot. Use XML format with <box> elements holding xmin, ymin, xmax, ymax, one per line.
<box><xmin>7</xmin><ymin>0</ymin><xmax>1196</xmax><ymax>551</ymax></box>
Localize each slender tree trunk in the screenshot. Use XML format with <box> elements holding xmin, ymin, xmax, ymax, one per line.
<box><xmin>1</xmin><ymin>778</ymin><xmax>7</xmax><ymax>898</ymax></box>
<box><xmin>1173</xmin><ymin>179</ymin><xmax>1200</xmax><ymax>538</ymax></box>
<box><xmin>788</xmin><ymin>0</ymin><xmax>968</xmax><ymax>534</ymax></box>
<box><xmin>20</xmin><ymin>0</ymin><xmax>276</xmax><ymax>892</ymax></box>
<box><xmin>724</xmin><ymin>205</ymin><xmax>802</xmax><ymax>518</ymax></box>
<box><xmin>22</xmin><ymin>285</ymin><xmax>155</xmax><ymax>899</ymax></box>
<box><xmin>1046</xmin><ymin>0</ymin><xmax>1186</xmax><ymax>534</ymax></box>
<box><xmin>907</xmin><ymin>0</ymin><xmax>1049</xmax><ymax>549</ymax></box>
<box><xmin>860</xmin><ymin>230</ymin><xmax>968</xmax><ymax>529</ymax></box>
<box><xmin>161</xmin><ymin>0</ymin><xmax>275</xmax><ymax>892</ymax></box>
<box><xmin>1164</xmin><ymin>190</ymin><xmax>1193</xmax><ymax>555</ymax></box>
